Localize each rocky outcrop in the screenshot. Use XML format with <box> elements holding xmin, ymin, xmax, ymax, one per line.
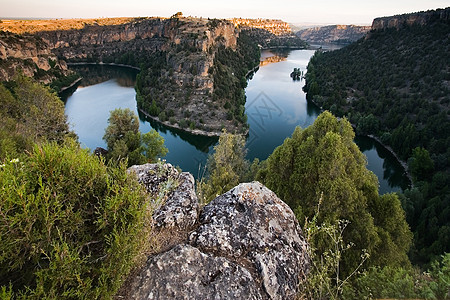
<box><xmin>230</xmin><ymin>18</ymin><xmax>293</xmax><ymax>36</ymax></box>
<box><xmin>0</xmin><ymin>31</ymin><xmax>71</xmax><ymax>83</ymax></box>
<box><xmin>128</xmin><ymin>163</ymin><xmax>199</xmax><ymax>231</ymax></box>
<box><xmin>0</xmin><ymin>17</ymin><xmax>247</xmax><ymax>135</ymax></box>
<box><xmin>230</xmin><ymin>18</ymin><xmax>307</xmax><ymax>49</ymax></box>
<box><xmin>371</xmin><ymin>7</ymin><xmax>450</xmax><ymax>31</ymax></box>
<box><xmin>124</xmin><ymin>164</ymin><xmax>310</xmax><ymax>299</ymax></box>
<box><xmin>296</xmin><ymin>25</ymin><xmax>370</xmax><ymax>44</ymax></box>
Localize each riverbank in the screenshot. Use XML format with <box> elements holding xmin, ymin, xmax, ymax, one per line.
<box><xmin>306</xmin><ymin>96</ymin><xmax>413</xmax><ymax>189</ymax></box>
<box><xmin>67</xmin><ymin>62</ymin><xmax>141</xmax><ymax>71</ymax></box>
<box><xmin>139</xmin><ymin>108</ymin><xmax>232</xmax><ymax>138</ymax></box>
<box><xmin>58</xmin><ymin>76</ymin><xmax>82</xmax><ymax>94</ymax></box>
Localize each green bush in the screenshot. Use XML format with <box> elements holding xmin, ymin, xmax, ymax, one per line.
<box><xmin>343</xmin><ymin>253</ymin><xmax>450</xmax><ymax>299</ymax></box>
<box><xmin>0</xmin><ymin>142</ymin><xmax>152</xmax><ymax>298</ymax></box>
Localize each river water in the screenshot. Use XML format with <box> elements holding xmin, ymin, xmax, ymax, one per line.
<box><xmin>64</xmin><ymin>51</ymin><xmax>410</xmax><ymax>194</ymax></box>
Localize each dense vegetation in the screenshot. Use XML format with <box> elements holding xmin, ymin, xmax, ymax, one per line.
<box><xmin>201</xmin><ymin>112</ymin><xmax>449</xmax><ymax>299</ymax></box>
<box><xmin>0</xmin><ymin>74</ymin><xmax>75</xmax><ymax>158</ymax></box>
<box><xmin>257</xmin><ymin>112</ymin><xmax>412</xmax><ymax>277</ymax></box>
<box><xmin>0</xmin><ymin>142</ymin><xmax>152</xmax><ymax>298</ymax></box>
<box><xmin>210</xmin><ymin>30</ymin><xmax>260</xmax><ymax>130</ymax></box>
<box><xmin>303</xmin><ymin>19</ymin><xmax>450</xmax><ymax>265</ymax></box>
<box><xmin>0</xmin><ymin>77</ymin><xmax>159</xmax><ymax>298</ymax></box>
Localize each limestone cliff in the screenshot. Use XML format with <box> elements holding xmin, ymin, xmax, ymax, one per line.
<box><xmin>296</xmin><ymin>24</ymin><xmax>370</xmax><ymax>44</ymax></box>
<box><xmin>0</xmin><ymin>16</ymin><xmax>254</xmax><ymax>135</ymax></box>
<box><xmin>371</xmin><ymin>7</ymin><xmax>450</xmax><ymax>31</ymax></box>
<box><xmin>230</xmin><ymin>18</ymin><xmax>307</xmax><ymax>49</ymax></box>
<box><xmin>0</xmin><ymin>31</ymin><xmax>71</xmax><ymax>83</ymax></box>
<box><xmin>124</xmin><ymin>163</ymin><xmax>310</xmax><ymax>299</ymax></box>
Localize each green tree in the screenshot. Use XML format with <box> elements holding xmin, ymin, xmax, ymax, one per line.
<box><xmin>198</xmin><ymin>132</ymin><xmax>248</xmax><ymax>204</ymax></box>
<box><xmin>257</xmin><ymin>111</ymin><xmax>411</xmax><ymax>275</ymax></box>
<box><xmin>409</xmin><ymin>147</ymin><xmax>434</xmax><ymax>181</ymax></box>
<box><xmin>103</xmin><ymin>108</ymin><xmax>140</xmax><ymax>151</ymax></box>
<box><xmin>141</xmin><ymin>129</ymin><xmax>168</xmax><ymax>162</ymax></box>
<box><xmin>103</xmin><ymin>108</ymin><xmax>168</xmax><ymax>166</ymax></box>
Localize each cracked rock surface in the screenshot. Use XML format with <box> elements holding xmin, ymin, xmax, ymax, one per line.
<box><xmin>128</xmin><ymin>163</ymin><xmax>198</xmax><ymax>230</ymax></box>
<box><xmin>126</xmin><ymin>165</ymin><xmax>310</xmax><ymax>300</ymax></box>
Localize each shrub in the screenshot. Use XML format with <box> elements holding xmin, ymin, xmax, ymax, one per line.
<box><xmin>0</xmin><ymin>142</ymin><xmax>152</xmax><ymax>298</ymax></box>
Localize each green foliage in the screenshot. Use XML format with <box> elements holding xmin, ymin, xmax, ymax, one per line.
<box><xmin>409</xmin><ymin>147</ymin><xmax>434</xmax><ymax>181</ymax></box>
<box><xmin>0</xmin><ymin>75</ymin><xmax>74</xmax><ymax>160</ymax></box>
<box><xmin>197</xmin><ymin>132</ymin><xmax>249</xmax><ymax>204</ymax></box>
<box><xmin>103</xmin><ymin>108</ymin><xmax>168</xmax><ymax>166</ymax></box>
<box><xmin>299</xmin><ymin>202</ymin><xmax>370</xmax><ymax>299</ymax></box>
<box><xmin>0</xmin><ymin>142</ymin><xmax>152</xmax><ymax>298</ymax></box>
<box><xmin>104</xmin><ymin>108</ymin><xmax>140</xmax><ymax>151</ymax></box>
<box><xmin>141</xmin><ymin>129</ymin><xmax>169</xmax><ymax>162</ymax></box>
<box><xmin>303</xmin><ymin>19</ymin><xmax>450</xmax><ymax>265</ymax></box>
<box><xmin>211</xmin><ymin>31</ymin><xmax>260</xmax><ymax>128</ymax></box>
<box><xmin>343</xmin><ymin>253</ymin><xmax>450</xmax><ymax>299</ymax></box>
<box><xmin>49</xmin><ymin>73</ymin><xmax>81</xmax><ymax>93</ymax></box>
<box><xmin>257</xmin><ymin>111</ymin><xmax>412</xmax><ymax>276</ymax></box>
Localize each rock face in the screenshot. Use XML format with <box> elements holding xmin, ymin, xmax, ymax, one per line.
<box><xmin>129</xmin><ymin>244</ymin><xmax>262</xmax><ymax>300</ymax></box>
<box><xmin>230</xmin><ymin>18</ymin><xmax>307</xmax><ymax>49</ymax></box>
<box><xmin>190</xmin><ymin>182</ymin><xmax>310</xmax><ymax>299</ymax></box>
<box><xmin>371</xmin><ymin>7</ymin><xmax>450</xmax><ymax>31</ymax></box>
<box><xmin>296</xmin><ymin>25</ymin><xmax>370</xmax><ymax>44</ymax></box>
<box><xmin>124</xmin><ymin>168</ymin><xmax>310</xmax><ymax>300</ymax></box>
<box><xmin>0</xmin><ymin>17</ymin><xmax>248</xmax><ymax>135</ymax></box>
<box><xmin>128</xmin><ymin>163</ymin><xmax>199</xmax><ymax>230</ymax></box>
<box><xmin>0</xmin><ymin>31</ymin><xmax>70</xmax><ymax>83</ymax></box>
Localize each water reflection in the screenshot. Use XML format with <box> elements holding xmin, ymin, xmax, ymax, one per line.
<box><xmin>355</xmin><ymin>135</ymin><xmax>410</xmax><ymax>193</ymax></box>
<box><xmin>138</xmin><ymin>111</ymin><xmax>218</xmax><ymax>153</ymax></box>
<box><xmin>64</xmin><ymin>53</ymin><xmax>409</xmax><ymax>193</ymax></box>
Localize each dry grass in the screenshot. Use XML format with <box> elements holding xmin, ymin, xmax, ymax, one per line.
<box><xmin>0</xmin><ymin>17</ymin><xmax>159</xmax><ymax>34</ymax></box>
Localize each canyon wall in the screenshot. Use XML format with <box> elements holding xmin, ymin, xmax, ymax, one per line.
<box><xmin>296</xmin><ymin>24</ymin><xmax>370</xmax><ymax>44</ymax></box>
<box><xmin>0</xmin><ymin>31</ymin><xmax>70</xmax><ymax>83</ymax></box>
<box><xmin>371</xmin><ymin>7</ymin><xmax>450</xmax><ymax>30</ymax></box>
<box><xmin>230</xmin><ymin>18</ymin><xmax>307</xmax><ymax>49</ymax></box>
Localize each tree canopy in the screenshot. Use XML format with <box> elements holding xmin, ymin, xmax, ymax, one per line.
<box><xmin>257</xmin><ymin>111</ymin><xmax>412</xmax><ymax>275</ymax></box>
<box><xmin>103</xmin><ymin>108</ymin><xmax>168</xmax><ymax>166</ymax></box>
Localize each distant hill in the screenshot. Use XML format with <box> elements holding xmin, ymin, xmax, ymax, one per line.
<box><xmin>296</xmin><ymin>24</ymin><xmax>370</xmax><ymax>44</ymax></box>
<box><xmin>303</xmin><ymin>7</ymin><xmax>450</xmax><ymax>265</ymax></box>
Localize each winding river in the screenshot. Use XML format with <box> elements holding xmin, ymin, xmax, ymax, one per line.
<box><xmin>64</xmin><ymin>50</ymin><xmax>410</xmax><ymax>194</ymax></box>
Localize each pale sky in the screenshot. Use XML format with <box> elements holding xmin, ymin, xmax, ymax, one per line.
<box><xmin>1</xmin><ymin>0</ymin><xmax>449</xmax><ymax>25</ymax></box>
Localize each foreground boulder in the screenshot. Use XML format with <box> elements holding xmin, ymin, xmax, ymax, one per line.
<box><xmin>128</xmin><ymin>163</ymin><xmax>199</xmax><ymax>230</ymax></box>
<box><xmin>190</xmin><ymin>182</ymin><xmax>310</xmax><ymax>299</ymax></box>
<box><xmin>126</xmin><ymin>164</ymin><xmax>310</xmax><ymax>299</ymax></box>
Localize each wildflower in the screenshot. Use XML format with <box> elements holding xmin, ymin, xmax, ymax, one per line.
<box><xmin>10</xmin><ymin>158</ymin><xmax>19</xmax><ymax>163</ymax></box>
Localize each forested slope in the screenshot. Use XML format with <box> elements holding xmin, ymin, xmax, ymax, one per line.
<box><xmin>303</xmin><ymin>8</ymin><xmax>449</xmax><ymax>265</ymax></box>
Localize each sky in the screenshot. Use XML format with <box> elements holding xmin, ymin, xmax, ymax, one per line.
<box><xmin>1</xmin><ymin>0</ymin><xmax>449</xmax><ymax>25</ymax></box>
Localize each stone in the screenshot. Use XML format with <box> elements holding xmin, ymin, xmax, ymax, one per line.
<box><xmin>128</xmin><ymin>244</ymin><xmax>263</xmax><ymax>300</ymax></box>
<box><xmin>190</xmin><ymin>182</ymin><xmax>310</xmax><ymax>300</ymax></box>
<box><xmin>123</xmin><ymin>172</ymin><xmax>310</xmax><ymax>299</ymax></box>
<box><xmin>128</xmin><ymin>163</ymin><xmax>198</xmax><ymax>230</ymax></box>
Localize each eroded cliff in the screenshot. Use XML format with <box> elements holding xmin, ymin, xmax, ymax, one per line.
<box><xmin>0</xmin><ymin>31</ymin><xmax>71</xmax><ymax>83</ymax></box>
<box><xmin>230</xmin><ymin>18</ymin><xmax>307</xmax><ymax>49</ymax></box>
<box><xmin>1</xmin><ymin>16</ymin><xmax>257</xmax><ymax>135</ymax></box>
<box><xmin>296</xmin><ymin>24</ymin><xmax>370</xmax><ymax>44</ymax></box>
<box><xmin>371</xmin><ymin>7</ymin><xmax>450</xmax><ymax>30</ymax></box>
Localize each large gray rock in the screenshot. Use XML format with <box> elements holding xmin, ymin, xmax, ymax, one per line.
<box><xmin>190</xmin><ymin>182</ymin><xmax>310</xmax><ymax>300</ymax></box>
<box><xmin>129</xmin><ymin>244</ymin><xmax>263</xmax><ymax>300</ymax></box>
<box><xmin>124</xmin><ymin>172</ymin><xmax>310</xmax><ymax>300</ymax></box>
<box><xmin>128</xmin><ymin>163</ymin><xmax>198</xmax><ymax>230</ymax></box>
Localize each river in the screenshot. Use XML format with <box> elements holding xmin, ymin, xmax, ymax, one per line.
<box><xmin>64</xmin><ymin>51</ymin><xmax>410</xmax><ymax>194</ymax></box>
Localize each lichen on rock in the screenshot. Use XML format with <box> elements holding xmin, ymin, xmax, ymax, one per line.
<box><xmin>125</xmin><ymin>165</ymin><xmax>310</xmax><ymax>299</ymax></box>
